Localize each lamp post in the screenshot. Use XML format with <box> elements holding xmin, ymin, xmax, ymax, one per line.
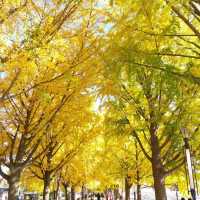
<box><xmin>181</xmin><ymin>128</ymin><xmax>196</xmax><ymax>200</ymax></box>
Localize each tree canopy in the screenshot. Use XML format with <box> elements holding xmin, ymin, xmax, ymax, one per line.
<box><xmin>0</xmin><ymin>1</ymin><xmax>200</xmax><ymax>200</ymax></box>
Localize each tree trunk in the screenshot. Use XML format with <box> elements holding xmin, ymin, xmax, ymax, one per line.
<box><xmin>125</xmin><ymin>177</ymin><xmax>131</xmax><ymax>200</ymax></box>
<box><xmin>135</xmin><ymin>141</ymin><xmax>141</xmax><ymax>200</ymax></box>
<box><xmin>104</xmin><ymin>190</ymin><xmax>108</xmax><ymax>200</ymax></box>
<box><xmin>136</xmin><ymin>184</ymin><xmax>141</xmax><ymax>200</ymax></box>
<box><xmin>114</xmin><ymin>188</ymin><xmax>119</xmax><ymax>200</ymax></box>
<box><xmin>71</xmin><ymin>186</ymin><xmax>75</xmax><ymax>200</ymax></box>
<box><xmin>81</xmin><ymin>185</ymin><xmax>85</xmax><ymax>200</ymax></box>
<box><xmin>151</xmin><ymin>133</ymin><xmax>167</xmax><ymax>200</ymax></box>
<box><xmin>152</xmin><ymin>169</ymin><xmax>167</xmax><ymax>200</ymax></box>
<box><xmin>43</xmin><ymin>172</ymin><xmax>51</xmax><ymax>200</ymax></box>
<box><xmin>8</xmin><ymin>171</ymin><xmax>21</xmax><ymax>200</ymax></box>
<box><xmin>63</xmin><ymin>183</ymin><xmax>68</xmax><ymax>200</ymax></box>
<box><xmin>43</xmin><ymin>183</ymin><xmax>50</xmax><ymax>200</ymax></box>
<box><xmin>55</xmin><ymin>176</ymin><xmax>61</xmax><ymax>200</ymax></box>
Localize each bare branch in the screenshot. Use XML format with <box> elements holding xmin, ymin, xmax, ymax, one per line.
<box><xmin>166</xmin><ymin>0</ymin><xmax>200</xmax><ymax>40</ymax></box>
<box><xmin>131</xmin><ymin>129</ymin><xmax>152</xmax><ymax>161</ymax></box>
<box><xmin>1</xmin><ymin>70</ymin><xmax>20</xmax><ymax>101</ymax></box>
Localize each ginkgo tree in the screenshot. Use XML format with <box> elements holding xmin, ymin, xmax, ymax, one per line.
<box><xmin>0</xmin><ymin>89</ymin><xmax>73</xmax><ymax>200</ymax></box>
<box><xmin>28</xmin><ymin>97</ymin><xmax>98</xmax><ymax>200</ymax></box>
<box><xmin>102</xmin><ymin>106</ymin><xmax>152</xmax><ymax>200</ymax></box>
<box><xmin>101</xmin><ymin>53</ymin><xmax>200</xmax><ymax>200</ymax></box>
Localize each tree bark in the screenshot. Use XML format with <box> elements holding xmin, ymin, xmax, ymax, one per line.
<box><xmin>63</xmin><ymin>183</ymin><xmax>68</xmax><ymax>200</ymax></box>
<box><xmin>81</xmin><ymin>185</ymin><xmax>85</xmax><ymax>200</ymax></box>
<box><xmin>151</xmin><ymin>133</ymin><xmax>167</xmax><ymax>200</ymax></box>
<box><xmin>8</xmin><ymin>171</ymin><xmax>21</xmax><ymax>200</ymax></box>
<box><xmin>135</xmin><ymin>141</ymin><xmax>141</xmax><ymax>200</ymax></box>
<box><xmin>114</xmin><ymin>188</ymin><xmax>119</xmax><ymax>200</ymax></box>
<box><xmin>55</xmin><ymin>176</ymin><xmax>61</xmax><ymax>200</ymax></box>
<box><xmin>125</xmin><ymin>177</ymin><xmax>131</xmax><ymax>200</ymax></box>
<box><xmin>43</xmin><ymin>171</ymin><xmax>51</xmax><ymax>200</ymax></box>
<box><xmin>152</xmin><ymin>169</ymin><xmax>167</xmax><ymax>200</ymax></box>
<box><xmin>71</xmin><ymin>186</ymin><xmax>75</xmax><ymax>200</ymax></box>
<box><xmin>136</xmin><ymin>184</ymin><xmax>141</xmax><ymax>200</ymax></box>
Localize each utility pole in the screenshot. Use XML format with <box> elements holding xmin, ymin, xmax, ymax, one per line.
<box><xmin>181</xmin><ymin>128</ymin><xmax>196</xmax><ymax>200</ymax></box>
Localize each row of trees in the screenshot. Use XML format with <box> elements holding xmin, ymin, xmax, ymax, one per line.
<box><xmin>99</xmin><ymin>0</ymin><xmax>200</xmax><ymax>200</ymax></box>
<box><xmin>0</xmin><ymin>0</ymin><xmax>102</xmax><ymax>200</ymax></box>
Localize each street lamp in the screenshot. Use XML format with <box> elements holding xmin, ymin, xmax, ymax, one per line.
<box><xmin>181</xmin><ymin>128</ymin><xmax>196</xmax><ymax>200</ymax></box>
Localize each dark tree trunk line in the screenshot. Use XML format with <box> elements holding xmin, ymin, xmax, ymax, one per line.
<box><xmin>71</xmin><ymin>186</ymin><xmax>75</xmax><ymax>200</ymax></box>
<box><xmin>81</xmin><ymin>185</ymin><xmax>84</xmax><ymax>200</ymax></box>
<box><xmin>62</xmin><ymin>183</ymin><xmax>69</xmax><ymax>200</ymax></box>
<box><xmin>136</xmin><ymin>184</ymin><xmax>141</xmax><ymax>200</ymax></box>
<box><xmin>114</xmin><ymin>188</ymin><xmax>119</xmax><ymax>200</ymax></box>
<box><xmin>135</xmin><ymin>141</ymin><xmax>141</xmax><ymax>200</ymax></box>
<box><xmin>43</xmin><ymin>171</ymin><xmax>51</xmax><ymax>200</ymax></box>
<box><xmin>54</xmin><ymin>174</ymin><xmax>61</xmax><ymax>200</ymax></box>
<box><xmin>81</xmin><ymin>185</ymin><xmax>87</xmax><ymax>200</ymax></box>
<box><xmin>125</xmin><ymin>176</ymin><xmax>131</xmax><ymax>200</ymax></box>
